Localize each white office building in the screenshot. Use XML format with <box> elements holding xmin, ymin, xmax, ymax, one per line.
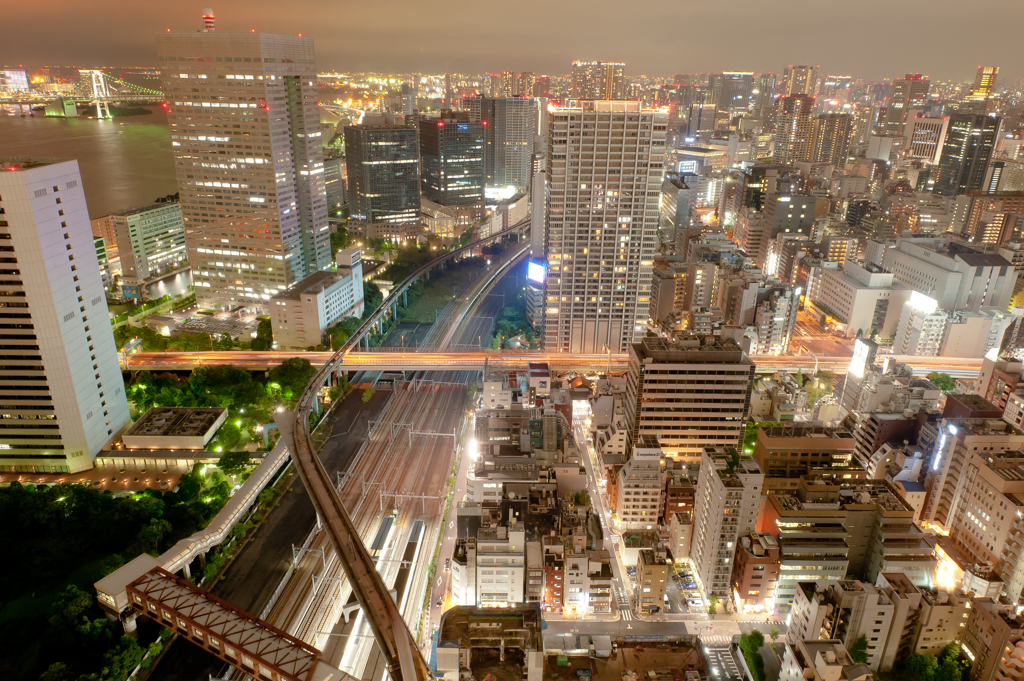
<box><xmin>615</xmin><ymin>437</ymin><xmax>665</xmax><ymax>530</ymax></box>
<box><xmin>0</xmin><ymin>160</ymin><xmax>131</xmax><ymax>473</ymax></box>
<box><xmin>157</xmin><ymin>28</ymin><xmax>331</xmax><ymax>312</ymax></box>
<box><xmin>690</xmin><ymin>447</ymin><xmax>763</xmax><ymax>598</ymax></box>
<box><xmin>103</xmin><ymin>202</ymin><xmax>188</xmax><ymax>284</ymax></box>
<box><xmin>542</xmin><ymin>100</ymin><xmax>666</xmax><ymax>353</ymax></box>
<box><xmin>882</xmin><ymin>236</ymin><xmax>1016</xmax><ymax>312</ymax></box>
<box><xmin>811</xmin><ymin>262</ymin><xmax>912</xmax><ymax>339</ymax></box>
<box><xmin>269</xmin><ymin>248</ymin><xmax>363</xmax><ymax>349</ymax></box>
<box><xmin>892</xmin><ymin>293</ymin><xmax>948</xmax><ymax>356</ymax></box>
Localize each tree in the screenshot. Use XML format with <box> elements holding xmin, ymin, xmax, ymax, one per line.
<box><xmin>928</xmin><ymin>372</ymin><xmax>957</xmax><ymax>393</ymax></box>
<box><xmin>251</xmin><ymin>318</ymin><xmax>274</xmax><ymax>350</ymax></box>
<box><xmin>848</xmin><ymin>634</ymin><xmax>869</xmax><ymax>663</ymax></box>
<box><xmin>741</xmin><ymin>630</ymin><xmax>765</xmax><ymax>656</ymax></box>
<box><xmin>217</xmin><ymin>451</ymin><xmax>251</xmax><ymax>477</ymax></box>
<box><xmin>769</xmin><ymin>627</ymin><xmax>780</xmax><ymax>646</ymax></box>
<box><xmin>362</xmin><ymin>387</ymin><xmax>376</xmax><ymax>404</ymax></box>
<box><xmin>904</xmin><ymin>653</ymin><xmax>939</xmax><ymax>681</ymax></box>
<box><xmin>708</xmin><ymin>593</ymin><xmax>718</xmax><ymax>615</ymax></box>
<box><xmin>268</xmin><ymin>357</ymin><xmax>317</xmax><ymax>400</ymax></box>
<box><xmin>136</xmin><ymin>517</ymin><xmax>173</xmax><ymax>553</ymax></box>
<box><xmin>856</xmin><ymin>328</ymin><xmax>864</xmax><ymax>338</ymax></box>
<box><xmin>574</xmin><ymin>490</ymin><xmax>591</xmax><ymax>506</ymax></box>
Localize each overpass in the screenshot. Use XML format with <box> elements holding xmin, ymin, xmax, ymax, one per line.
<box><xmin>123</xmin><ymin>349</ymin><xmax>983</xmax><ymax>378</ymax></box>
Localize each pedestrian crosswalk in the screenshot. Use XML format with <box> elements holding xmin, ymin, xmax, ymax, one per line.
<box><xmin>700</xmin><ymin>635</ymin><xmax>736</xmax><ymax>646</ymax></box>
<box><xmin>620</xmin><ymin>608</ymin><xmax>634</xmax><ymax>621</ymax></box>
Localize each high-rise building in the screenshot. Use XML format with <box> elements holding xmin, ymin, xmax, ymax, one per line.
<box><xmin>964</xmin><ymin>66</ymin><xmax>999</xmax><ymax>112</ymax></box>
<box><xmin>467</xmin><ymin>97</ymin><xmax>536</xmax><ymax>193</ymax></box>
<box><xmin>344</xmin><ymin>113</ymin><xmax>421</xmax><ymax>226</ymax></box>
<box><xmin>933</xmin><ymin>114</ymin><xmax>1002</xmax><ymax>197</ymax></box>
<box><xmin>103</xmin><ymin>202</ymin><xmax>188</xmax><ymax>285</ymax></box>
<box><xmin>685</xmin><ymin>102</ymin><xmax>718</xmax><ymax>143</ymax></box>
<box><xmin>0</xmin><ymin>159</ymin><xmax>131</xmax><ymax>473</ymax></box>
<box><xmin>774</xmin><ymin>95</ymin><xmax>815</xmax><ymax>164</ymax></box>
<box><xmin>542</xmin><ymin>101</ymin><xmax>665</xmax><ymax>353</ymax></box>
<box><xmin>691</xmin><ymin>447</ymin><xmax>763</xmax><ymax>598</ymax></box>
<box><xmin>570</xmin><ymin>61</ymin><xmax>625</xmax><ymax>100</ymax></box>
<box><xmin>156</xmin><ymin>27</ymin><xmax>330</xmax><ymax>311</ymax></box>
<box><xmin>499</xmin><ymin>70</ymin><xmax>515</xmax><ymax>98</ymax></box>
<box><xmin>882</xmin><ymin>74</ymin><xmax>930</xmax><ymax>136</ymax></box>
<box><xmin>625</xmin><ymin>336</ymin><xmax>754</xmax><ymax>460</ymax></box>
<box><xmin>783</xmin><ymin>65</ymin><xmax>817</xmax><ymax>96</ymax></box>
<box><xmin>419</xmin><ymin>111</ymin><xmax>484</xmax><ymax>225</ymax></box>
<box><xmin>810</xmin><ymin>113</ymin><xmax>853</xmax><ymax>167</ymax></box>
<box><xmin>754</xmin><ymin>73</ymin><xmax>779</xmax><ymax>117</ymax></box>
<box><xmin>710</xmin><ymin>72</ymin><xmax>754</xmax><ymax>113</ymax></box>
<box><xmin>515</xmin><ymin>72</ymin><xmax>535</xmax><ymax>98</ymax></box>
<box><xmin>904</xmin><ymin>115</ymin><xmax>949</xmax><ymax>164</ymax></box>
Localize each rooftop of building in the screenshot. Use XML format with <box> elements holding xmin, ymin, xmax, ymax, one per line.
<box><xmin>110</xmin><ymin>201</ymin><xmax>180</xmax><ymax>217</ymax></box>
<box><xmin>759</xmin><ymin>423</ymin><xmax>855</xmax><ymax>441</ymax></box>
<box><xmin>794</xmin><ymin>640</ymin><xmax>870</xmax><ymax>681</ymax></box>
<box><xmin>123</xmin><ymin>407</ymin><xmax>227</xmax><ymax>439</ymax></box>
<box><xmin>631</xmin><ymin>335</ymin><xmax>751</xmax><ymax>365</ymax></box>
<box><xmin>528</xmin><ymin>362</ymin><xmax>550</xmax><ymax>378</ymax></box>
<box><xmin>437</xmin><ymin>604</ymin><xmax>543</xmax><ymax>651</ymax></box>
<box><xmin>638</xmin><ymin>546</ymin><xmax>669</xmax><ymax>567</ymax></box>
<box><xmin>773</xmin><ymin>478</ymin><xmax>913</xmax><ymax>515</ymax></box>
<box><xmin>0</xmin><ymin>157</ymin><xmax>65</xmax><ymax>171</ymax></box>
<box><xmin>270</xmin><ymin>270</ymin><xmax>345</xmax><ymax>302</ymax></box>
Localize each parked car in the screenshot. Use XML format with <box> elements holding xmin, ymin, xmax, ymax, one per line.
<box><xmin>483</xmin><ymin>674</ymin><xmax>497</xmax><ymax>681</ymax></box>
<box><xmin>444</xmin><ymin>558</ymin><xmax>451</xmax><ymax>571</ymax></box>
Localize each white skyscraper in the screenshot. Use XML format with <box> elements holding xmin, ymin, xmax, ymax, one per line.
<box><xmin>0</xmin><ymin>160</ymin><xmax>131</xmax><ymax>474</ymax></box>
<box><xmin>156</xmin><ymin>26</ymin><xmax>331</xmax><ymax>311</ymax></box>
<box><xmin>543</xmin><ymin>101</ymin><xmax>666</xmax><ymax>353</ymax></box>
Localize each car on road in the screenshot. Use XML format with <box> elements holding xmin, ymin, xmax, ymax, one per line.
<box><xmin>444</xmin><ymin>558</ymin><xmax>451</xmax><ymax>571</ymax></box>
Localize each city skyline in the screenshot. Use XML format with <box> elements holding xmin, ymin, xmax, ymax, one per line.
<box><xmin>3</xmin><ymin>1</ymin><xmax>1023</xmax><ymax>83</ymax></box>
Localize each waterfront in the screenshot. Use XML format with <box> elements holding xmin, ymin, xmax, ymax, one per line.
<box><xmin>0</xmin><ymin>106</ymin><xmax>178</xmax><ymax>218</ymax></box>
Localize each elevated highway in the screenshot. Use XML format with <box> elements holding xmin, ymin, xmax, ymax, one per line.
<box><xmin>123</xmin><ymin>350</ymin><xmax>983</xmax><ymax>378</ymax></box>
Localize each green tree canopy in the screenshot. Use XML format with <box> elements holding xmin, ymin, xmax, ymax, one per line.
<box><xmin>848</xmin><ymin>634</ymin><xmax>869</xmax><ymax>663</ymax></box>
<box><xmin>268</xmin><ymin>358</ymin><xmax>317</xmax><ymax>400</ymax></box>
<box><xmin>928</xmin><ymin>372</ymin><xmax>957</xmax><ymax>393</ymax></box>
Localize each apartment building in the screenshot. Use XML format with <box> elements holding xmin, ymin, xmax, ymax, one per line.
<box><xmin>542</xmin><ymin>100</ymin><xmax>666</xmax><ymax>353</ymax></box>
<box><xmin>625</xmin><ymin>335</ymin><xmax>754</xmax><ymax>461</ymax></box>
<box><xmin>636</xmin><ymin>544</ymin><xmax>670</xmax><ymax>612</ymax></box>
<box><xmin>731</xmin><ymin>532</ymin><xmax>781</xmax><ymax>614</ymax></box>
<box><xmin>451</xmin><ymin>508</ymin><xmax>526</xmax><ymax>608</ymax></box>
<box><xmin>787</xmin><ymin>574</ymin><xmax>959</xmax><ymax>672</ymax></box>
<box><xmin>615</xmin><ymin>436</ymin><xmax>664</xmax><ymax>530</ymax></box>
<box><xmin>962</xmin><ymin>598</ymin><xmax>1024</xmax><ymax>681</ymax></box>
<box><xmin>779</xmin><ymin>640</ymin><xmax>871</xmax><ymax>681</ymax></box>
<box><xmin>691</xmin><ymin>447</ymin><xmax>763</xmax><ymax>598</ymax></box>
<box><xmin>920</xmin><ymin>418</ymin><xmax>1024</xmax><ymax>534</ymax></box>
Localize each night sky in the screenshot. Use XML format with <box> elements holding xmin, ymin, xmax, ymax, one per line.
<box><xmin>4</xmin><ymin>0</ymin><xmax>1023</xmax><ymax>82</ymax></box>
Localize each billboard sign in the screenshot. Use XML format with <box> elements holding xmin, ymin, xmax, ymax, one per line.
<box><xmin>848</xmin><ymin>339</ymin><xmax>870</xmax><ymax>378</ymax></box>
<box><xmin>527</xmin><ymin>261</ymin><xmax>546</xmax><ymax>284</ymax></box>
